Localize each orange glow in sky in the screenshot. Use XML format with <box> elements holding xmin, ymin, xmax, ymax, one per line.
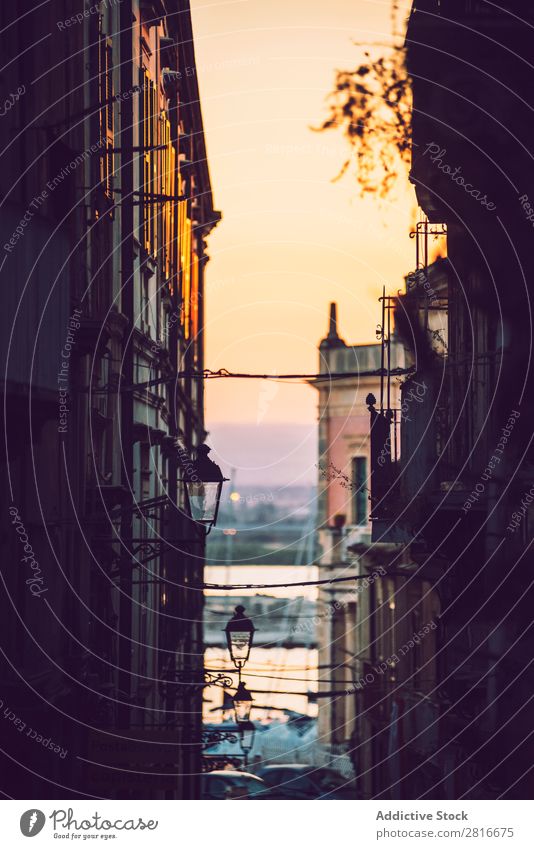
<box><xmin>190</xmin><ymin>0</ymin><xmax>416</xmax><ymax>425</ymax></box>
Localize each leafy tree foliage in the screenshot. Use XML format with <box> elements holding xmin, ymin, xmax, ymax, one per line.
<box><xmin>315</xmin><ymin>46</ymin><xmax>411</xmax><ymax>197</ymax></box>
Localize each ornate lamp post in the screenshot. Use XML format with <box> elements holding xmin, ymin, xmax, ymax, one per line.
<box><xmin>201</xmin><ymin>682</ymin><xmax>255</xmax><ymax>772</ymax></box>
<box><xmin>224</xmin><ymin>605</ymin><xmax>256</xmax><ymax>671</ymax></box>
<box><xmin>183</xmin><ymin>443</ymin><xmax>228</xmax><ymax>533</ymax></box>
<box><xmin>231</xmin><ymin>681</ymin><xmax>255</xmax><ymax>767</ymax></box>
<box><xmin>232</xmin><ymin>680</ymin><xmax>254</xmax><ymax>723</ymax></box>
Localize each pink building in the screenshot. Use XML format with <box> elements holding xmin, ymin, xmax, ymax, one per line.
<box><xmin>311</xmin><ymin>304</ymin><xmax>407</xmax><ymax>760</ymax></box>
<box><xmin>313</xmin><ymin>303</ymin><xmax>405</xmax><ymax>560</ymax></box>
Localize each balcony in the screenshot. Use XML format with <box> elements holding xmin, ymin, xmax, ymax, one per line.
<box><xmin>369</xmin><ymin>363</ymin><xmax>478</xmax><ymax>542</ymax></box>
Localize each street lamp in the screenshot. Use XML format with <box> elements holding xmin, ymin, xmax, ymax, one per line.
<box><xmin>183</xmin><ymin>443</ymin><xmax>228</xmax><ymax>533</ymax></box>
<box><xmin>224</xmin><ymin>605</ymin><xmax>256</xmax><ymax>670</ymax></box>
<box><xmin>232</xmin><ymin>681</ymin><xmax>255</xmax><ymax>767</ymax></box>
<box><xmin>232</xmin><ymin>680</ymin><xmax>254</xmax><ymax>723</ymax></box>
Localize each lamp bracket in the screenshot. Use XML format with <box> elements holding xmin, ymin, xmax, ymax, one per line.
<box><xmin>170</xmin><ymin>670</ymin><xmax>234</xmax><ymax>690</ymax></box>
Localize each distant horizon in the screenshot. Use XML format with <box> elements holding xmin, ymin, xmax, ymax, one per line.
<box><xmin>205</xmin><ymin>421</ymin><xmax>319</xmax><ymax>486</ymax></box>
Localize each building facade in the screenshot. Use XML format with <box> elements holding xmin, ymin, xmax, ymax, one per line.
<box><xmin>362</xmin><ymin>0</ymin><xmax>534</xmax><ymax>798</ymax></box>
<box><xmin>1</xmin><ymin>0</ymin><xmax>219</xmax><ymax>798</ymax></box>
<box><xmin>311</xmin><ymin>302</ymin><xmax>438</xmax><ymax>792</ymax></box>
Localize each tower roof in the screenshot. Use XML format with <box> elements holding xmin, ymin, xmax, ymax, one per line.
<box><xmin>319</xmin><ymin>302</ymin><xmax>346</xmax><ymax>349</ymax></box>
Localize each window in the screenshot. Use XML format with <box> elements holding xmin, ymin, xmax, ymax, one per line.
<box><xmin>331</xmin><ymin>606</ymin><xmax>346</xmax><ymax>744</ymax></box>
<box><xmin>142</xmin><ymin>70</ymin><xmax>158</xmax><ymax>254</ymax></box>
<box><xmin>94</xmin><ymin>350</ymin><xmax>111</xmax><ymax>418</ymax></box>
<box><xmin>140</xmin><ymin>443</ymin><xmax>152</xmax><ymax>501</ymax></box>
<box><xmin>178</xmin><ymin>183</ymin><xmax>192</xmax><ymax>338</ymax></box>
<box><xmin>142</xmin><ymin>273</ymin><xmax>150</xmax><ymax>332</ymax></box>
<box><xmin>352</xmin><ymin>456</ymin><xmax>368</xmax><ymax>525</ymax></box>
<box><xmin>90</xmin><ymin>351</ymin><xmax>113</xmax><ymax>482</ymax></box>
<box><xmin>159</xmin><ymin>112</ymin><xmax>176</xmax><ymax>280</ymax></box>
<box><xmin>191</xmin><ymin>252</ymin><xmax>199</xmax><ymax>344</ymax></box>
<box><xmin>98</xmin><ymin>33</ymin><xmax>114</xmax><ymax>200</ymax></box>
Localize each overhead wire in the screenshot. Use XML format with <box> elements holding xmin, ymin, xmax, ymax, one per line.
<box><xmin>108</xmin><ymin>365</ymin><xmax>413</xmax><ymax>392</ymax></box>
<box><xmin>200</xmin><ymin>569</ymin><xmax>400</xmax><ymax>591</ymax></box>
<box><xmin>207</xmin><ymin>669</ymin><xmax>346</xmax><ymax>685</ymax></box>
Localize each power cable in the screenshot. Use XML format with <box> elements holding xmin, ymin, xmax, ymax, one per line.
<box><xmin>200</xmin><ymin>569</ymin><xmax>397</xmax><ymax>591</ymax></box>
<box><xmin>97</xmin><ymin>365</ymin><xmax>413</xmax><ymax>393</ymax></box>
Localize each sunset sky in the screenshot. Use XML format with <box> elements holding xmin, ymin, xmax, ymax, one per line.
<box><xmin>190</xmin><ymin>0</ymin><xmax>416</xmax><ymax>435</ymax></box>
